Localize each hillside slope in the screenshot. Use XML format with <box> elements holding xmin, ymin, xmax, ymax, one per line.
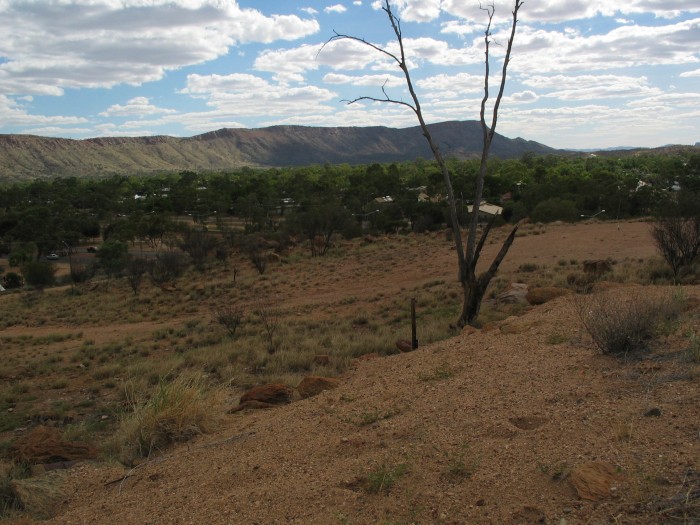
<box><xmin>0</xmin><ymin>121</ymin><xmax>557</xmax><ymax>181</ymax></box>
<box><xmin>44</xmin><ymin>288</ymin><xmax>699</xmax><ymax>525</ymax></box>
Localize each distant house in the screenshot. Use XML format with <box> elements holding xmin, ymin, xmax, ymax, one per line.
<box><xmin>635</xmin><ymin>180</ymin><xmax>651</xmax><ymax>192</ymax></box>
<box><xmin>373</xmin><ymin>196</ymin><xmax>394</xmax><ymax>205</ymax></box>
<box><xmin>467</xmin><ymin>201</ymin><xmax>503</xmax><ymax>217</ymax></box>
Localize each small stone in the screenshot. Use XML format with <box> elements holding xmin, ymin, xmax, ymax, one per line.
<box><xmin>100</xmin><ymin>415</ymin><xmax>109</xmax><ymax>420</ymax></box>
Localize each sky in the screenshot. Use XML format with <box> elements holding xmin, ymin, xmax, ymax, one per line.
<box><xmin>0</xmin><ymin>0</ymin><xmax>698</xmax><ymax>150</ymax></box>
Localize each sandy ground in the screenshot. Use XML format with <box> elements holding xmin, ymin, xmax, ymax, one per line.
<box><xmin>3</xmin><ymin>220</ymin><xmax>699</xmax><ymax>524</ymax></box>
<box><xmin>46</xmin><ymin>287</ymin><xmax>699</xmax><ymax>525</ymax></box>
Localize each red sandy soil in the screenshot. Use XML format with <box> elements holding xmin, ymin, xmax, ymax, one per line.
<box><xmin>3</xmin><ymin>220</ymin><xmax>699</xmax><ymax>524</ymax></box>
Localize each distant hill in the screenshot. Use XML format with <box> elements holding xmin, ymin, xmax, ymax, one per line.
<box><xmin>0</xmin><ymin>121</ymin><xmax>557</xmax><ymax>181</ymax></box>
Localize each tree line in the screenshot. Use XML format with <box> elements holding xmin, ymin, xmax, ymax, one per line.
<box><xmin>0</xmin><ymin>151</ymin><xmax>698</xmax><ymax>288</ymax></box>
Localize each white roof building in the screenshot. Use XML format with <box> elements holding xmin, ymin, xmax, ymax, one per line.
<box><xmin>467</xmin><ymin>202</ymin><xmax>503</xmax><ymax>216</ymax></box>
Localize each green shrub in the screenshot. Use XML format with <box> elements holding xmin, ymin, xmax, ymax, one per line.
<box><xmin>2</xmin><ymin>272</ymin><xmax>23</xmax><ymax>289</ymax></box>
<box><xmin>531</xmin><ymin>197</ymin><xmax>579</xmax><ymax>223</ymax></box>
<box><xmin>21</xmin><ymin>261</ymin><xmax>56</xmax><ymax>290</ymax></box>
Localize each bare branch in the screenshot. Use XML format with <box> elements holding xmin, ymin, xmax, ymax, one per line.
<box><xmin>468</xmin><ymin>0</ymin><xmax>524</xmax><ymax>265</ymax></box>
<box><xmin>340</xmin><ymin>79</ymin><xmax>418</xmax><ymax>114</ymax></box>
<box><xmin>320</xmin><ymin>31</ymin><xmax>402</xmax><ymax>66</ymax></box>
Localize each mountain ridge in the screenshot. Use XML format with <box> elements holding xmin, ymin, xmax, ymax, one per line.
<box><xmin>0</xmin><ymin>120</ymin><xmax>557</xmax><ymax>181</ymax></box>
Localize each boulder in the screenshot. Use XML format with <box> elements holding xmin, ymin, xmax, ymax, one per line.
<box><xmin>462</xmin><ymin>325</ymin><xmax>479</xmax><ymax>336</ymax></box>
<box><xmin>239</xmin><ymin>384</ymin><xmax>293</xmax><ymax>406</ymax></box>
<box><xmin>569</xmin><ymin>461</ymin><xmax>622</xmax><ymax>501</ymax></box>
<box><xmin>12</xmin><ymin>426</ymin><xmax>97</xmax><ymax>465</ymax></box>
<box><xmin>525</xmin><ymin>286</ymin><xmax>571</xmax><ymax>305</ymax></box>
<box><xmin>395</xmin><ymin>339</ymin><xmax>414</xmax><ymax>353</ymax></box>
<box><xmin>297</xmin><ymin>376</ymin><xmax>341</xmax><ymax>399</ymax></box>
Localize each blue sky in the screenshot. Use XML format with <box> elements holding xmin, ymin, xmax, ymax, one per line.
<box><xmin>0</xmin><ymin>0</ymin><xmax>698</xmax><ymax>150</ymax></box>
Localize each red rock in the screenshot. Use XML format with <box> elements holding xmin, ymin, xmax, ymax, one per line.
<box><xmin>395</xmin><ymin>339</ymin><xmax>413</xmax><ymax>352</ymax></box>
<box><xmin>12</xmin><ymin>426</ymin><xmax>97</xmax><ymax>464</ymax></box>
<box><xmin>297</xmin><ymin>376</ymin><xmax>341</xmax><ymax>399</ymax></box>
<box><xmin>570</xmin><ymin>461</ymin><xmax>623</xmax><ymax>501</ymax></box>
<box><xmin>239</xmin><ymin>384</ymin><xmax>293</xmax><ymax>406</ymax></box>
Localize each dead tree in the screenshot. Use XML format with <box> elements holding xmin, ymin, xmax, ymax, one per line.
<box><xmin>325</xmin><ymin>0</ymin><xmax>526</xmax><ymax>326</ymax></box>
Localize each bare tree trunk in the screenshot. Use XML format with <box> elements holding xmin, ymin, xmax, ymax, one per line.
<box><xmin>325</xmin><ymin>0</ymin><xmax>525</xmax><ymax>327</ymax></box>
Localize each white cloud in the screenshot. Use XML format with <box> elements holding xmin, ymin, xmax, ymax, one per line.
<box><xmin>415</xmin><ymin>73</ymin><xmax>484</xmax><ymax>99</ymax></box>
<box><xmin>442</xmin><ymin>0</ymin><xmax>699</xmax><ymax>24</ymax></box>
<box><xmin>181</xmin><ymin>73</ymin><xmax>338</xmax><ymax>120</ymax></box>
<box><xmin>520</xmin><ymin>74</ymin><xmax>663</xmax><ymax>100</ymax></box>
<box><xmin>256</xmin><ymin>40</ymin><xmax>379</xmax><ymax>79</ymax></box>
<box><xmin>510</xmin><ymin>18</ymin><xmax>700</xmax><ymax>74</ymax></box>
<box><xmin>680</xmin><ymin>68</ymin><xmax>700</xmax><ymax>77</ymax></box>
<box><xmin>99</xmin><ymin>97</ymin><xmax>177</xmax><ymax>117</ymax></box>
<box><xmin>0</xmin><ymin>94</ymin><xmax>88</xmax><ymax>129</ymax></box>
<box><xmin>0</xmin><ymin>1</ymin><xmax>319</xmax><ymax>96</ymax></box>
<box><xmin>440</xmin><ymin>20</ymin><xmax>479</xmax><ymax>37</ymax></box>
<box><xmin>626</xmin><ymin>92</ymin><xmax>700</xmax><ymax>108</ymax></box>
<box><xmin>325</xmin><ymin>4</ymin><xmax>347</xmax><ymax>14</ymax></box>
<box><xmin>390</xmin><ymin>0</ymin><xmax>442</xmax><ymax>23</ymax></box>
<box><xmin>511</xmin><ymin>90</ymin><xmax>539</xmax><ymax>102</ymax></box>
<box><xmin>323</xmin><ymin>72</ymin><xmax>405</xmax><ymax>88</ymax></box>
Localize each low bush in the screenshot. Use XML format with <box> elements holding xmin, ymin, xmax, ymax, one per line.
<box><xmin>364</xmin><ymin>462</ymin><xmax>408</xmax><ymax>494</ymax></box>
<box><xmin>573</xmin><ymin>289</ymin><xmax>682</xmax><ymax>356</ymax></box>
<box><xmin>21</xmin><ymin>261</ymin><xmax>56</xmax><ymax>290</ymax></box>
<box><xmin>110</xmin><ymin>373</ymin><xmax>225</xmax><ymax>464</ymax></box>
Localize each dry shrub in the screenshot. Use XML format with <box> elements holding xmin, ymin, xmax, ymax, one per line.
<box><xmin>5</xmin><ymin>470</ymin><xmax>66</xmax><ymax>520</ymax></box>
<box><xmin>565</xmin><ymin>272</ymin><xmax>596</xmax><ymax>294</ymax></box>
<box><xmin>110</xmin><ymin>373</ymin><xmax>226</xmax><ymax>464</ymax></box>
<box><xmin>574</xmin><ymin>289</ymin><xmax>682</xmax><ymax>357</ymax></box>
<box><xmin>214</xmin><ymin>303</ymin><xmax>245</xmax><ymax>338</ymax></box>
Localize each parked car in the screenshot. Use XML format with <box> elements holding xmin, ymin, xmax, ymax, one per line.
<box><xmin>45</xmin><ymin>253</ymin><xmax>59</xmax><ymax>260</ymax></box>
<box><xmin>86</xmin><ymin>246</ymin><xmax>99</xmax><ymax>253</ymax></box>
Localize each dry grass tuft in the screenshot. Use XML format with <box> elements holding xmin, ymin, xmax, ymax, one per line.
<box><xmin>109</xmin><ymin>373</ymin><xmax>227</xmax><ymax>464</ymax></box>
<box><xmin>6</xmin><ymin>470</ymin><xmax>66</xmax><ymax>520</ymax></box>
